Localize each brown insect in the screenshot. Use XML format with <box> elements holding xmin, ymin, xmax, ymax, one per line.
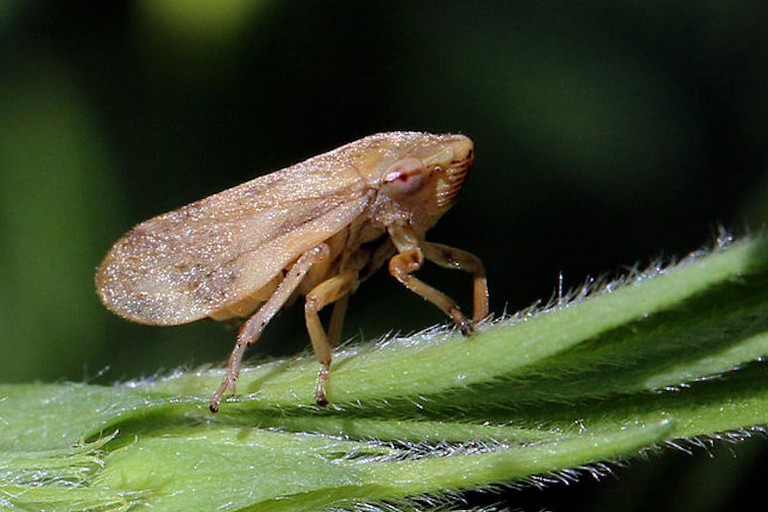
<box><xmin>96</xmin><ymin>132</ymin><xmax>488</xmax><ymax>412</ymax></box>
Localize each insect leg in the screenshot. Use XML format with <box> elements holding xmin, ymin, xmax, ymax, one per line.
<box><xmin>209</xmin><ymin>243</ymin><xmax>330</xmax><ymax>412</ymax></box>
<box><xmin>327</xmin><ymin>294</ymin><xmax>350</xmax><ymax>347</ymax></box>
<box><xmin>421</xmin><ymin>242</ymin><xmax>489</xmax><ymax>322</ymax></box>
<box><xmin>304</xmin><ymin>269</ymin><xmax>359</xmax><ymax>405</ymax></box>
<box><xmin>388</xmin><ymin>248</ymin><xmax>473</xmax><ymax>335</ymax></box>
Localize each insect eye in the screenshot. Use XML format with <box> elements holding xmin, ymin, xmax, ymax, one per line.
<box><xmin>382</xmin><ymin>158</ymin><xmax>426</xmax><ymax>197</ymax></box>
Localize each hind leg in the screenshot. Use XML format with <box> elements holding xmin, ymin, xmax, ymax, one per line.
<box><xmin>209</xmin><ymin>244</ymin><xmax>329</xmax><ymax>412</ymax></box>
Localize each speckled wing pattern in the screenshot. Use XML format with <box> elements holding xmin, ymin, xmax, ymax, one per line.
<box><xmin>96</xmin><ymin>150</ymin><xmax>370</xmax><ymax>326</ymax></box>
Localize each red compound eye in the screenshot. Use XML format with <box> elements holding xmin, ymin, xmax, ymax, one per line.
<box><xmin>382</xmin><ymin>158</ymin><xmax>425</xmax><ymax>196</ymax></box>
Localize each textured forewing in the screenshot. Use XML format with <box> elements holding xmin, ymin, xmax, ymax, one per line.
<box><xmin>97</xmin><ymin>160</ymin><xmax>367</xmax><ymax>325</ymax></box>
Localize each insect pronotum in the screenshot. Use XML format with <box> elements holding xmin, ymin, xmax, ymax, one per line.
<box><xmin>96</xmin><ymin>132</ymin><xmax>489</xmax><ymax>411</ymax></box>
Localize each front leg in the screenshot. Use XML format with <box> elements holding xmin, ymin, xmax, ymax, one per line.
<box><xmin>422</xmin><ymin>242</ymin><xmax>488</xmax><ymax>322</ymax></box>
<box><xmin>388</xmin><ymin>247</ymin><xmax>473</xmax><ymax>335</ymax></box>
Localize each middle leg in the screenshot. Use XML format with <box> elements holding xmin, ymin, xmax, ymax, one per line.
<box><xmin>304</xmin><ymin>269</ymin><xmax>359</xmax><ymax>405</ymax></box>
<box><xmin>209</xmin><ymin>244</ymin><xmax>329</xmax><ymax>412</ymax></box>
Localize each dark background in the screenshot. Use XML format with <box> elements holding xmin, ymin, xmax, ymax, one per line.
<box><xmin>1</xmin><ymin>1</ymin><xmax>767</xmax><ymax>510</ymax></box>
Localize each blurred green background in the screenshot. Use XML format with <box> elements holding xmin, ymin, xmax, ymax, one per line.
<box><xmin>1</xmin><ymin>1</ymin><xmax>767</xmax><ymax>510</ymax></box>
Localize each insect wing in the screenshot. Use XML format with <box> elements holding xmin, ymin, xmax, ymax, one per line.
<box><xmin>96</xmin><ymin>160</ymin><xmax>369</xmax><ymax>326</ymax></box>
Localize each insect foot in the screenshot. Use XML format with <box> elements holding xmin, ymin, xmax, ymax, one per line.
<box><xmin>459</xmin><ymin>318</ymin><xmax>474</xmax><ymax>336</ymax></box>
<box><xmin>314</xmin><ymin>363</ymin><xmax>331</xmax><ymax>406</ymax></box>
<box><xmin>209</xmin><ymin>374</ymin><xmax>237</xmax><ymax>413</ymax></box>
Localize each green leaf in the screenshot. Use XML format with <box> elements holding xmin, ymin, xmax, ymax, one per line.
<box><xmin>0</xmin><ymin>235</ymin><xmax>767</xmax><ymax>510</ymax></box>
